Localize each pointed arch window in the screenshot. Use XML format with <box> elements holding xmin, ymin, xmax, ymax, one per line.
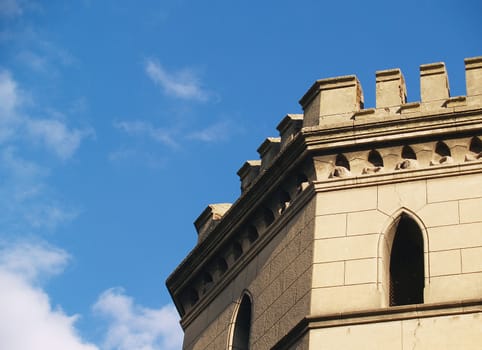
<box><xmin>230</xmin><ymin>294</ymin><xmax>252</xmax><ymax>350</ymax></box>
<box><xmin>389</xmin><ymin>215</ymin><xmax>424</xmax><ymax>306</ymax></box>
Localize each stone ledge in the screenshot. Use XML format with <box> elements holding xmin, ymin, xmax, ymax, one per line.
<box><xmin>272</xmin><ymin>298</ymin><xmax>482</xmax><ymax>350</ymax></box>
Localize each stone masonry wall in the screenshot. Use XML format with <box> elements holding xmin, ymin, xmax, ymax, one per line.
<box><xmin>183</xmin><ymin>197</ymin><xmax>315</xmax><ymax>350</ymax></box>
<box><xmin>311</xmin><ymin>172</ymin><xmax>482</xmax><ymax>315</ymax></box>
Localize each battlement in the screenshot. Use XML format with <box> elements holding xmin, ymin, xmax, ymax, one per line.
<box><xmin>301</xmin><ymin>56</ymin><xmax>482</xmax><ymax>127</ymax></box>
<box><xmin>166</xmin><ymin>57</ymin><xmax>482</xmax><ymax>326</ymax></box>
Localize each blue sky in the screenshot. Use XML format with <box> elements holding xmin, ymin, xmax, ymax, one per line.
<box><xmin>0</xmin><ymin>0</ymin><xmax>480</xmax><ymax>349</ymax></box>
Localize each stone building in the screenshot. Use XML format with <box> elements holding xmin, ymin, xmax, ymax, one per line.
<box><xmin>166</xmin><ymin>56</ymin><xmax>482</xmax><ymax>349</ymax></box>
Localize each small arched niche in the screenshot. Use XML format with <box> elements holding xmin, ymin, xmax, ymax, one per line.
<box><xmin>331</xmin><ymin>153</ymin><xmax>351</xmax><ymax>178</ymax></box>
<box><xmin>368</xmin><ymin>150</ymin><xmax>384</xmax><ymax>167</ymax></box>
<box><xmin>431</xmin><ymin>141</ymin><xmax>453</xmax><ymax>165</ymax></box>
<box><xmin>229</xmin><ymin>293</ymin><xmax>252</xmax><ymax>350</ymax></box>
<box><xmin>296</xmin><ymin>173</ymin><xmax>308</xmax><ymax>193</ymax></box>
<box><xmin>469</xmin><ymin>136</ymin><xmax>482</xmax><ymax>154</ymax></box>
<box><xmin>278</xmin><ymin>190</ymin><xmax>291</xmax><ymax>214</ymax></box>
<box><xmin>335</xmin><ymin>153</ymin><xmax>350</xmax><ymax>170</ymax></box>
<box><xmin>401</xmin><ymin>145</ymin><xmax>417</xmax><ymax>160</ymax></box>
<box><xmin>247</xmin><ymin>225</ymin><xmax>259</xmax><ymax>244</ymax></box>
<box><xmin>389</xmin><ymin>215</ymin><xmax>424</xmax><ymax>306</ymax></box>
<box><xmin>263</xmin><ymin>208</ymin><xmax>275</xmax><ymax>228</ymax></box>
<box><xmin>465</xmin><ymin>137</ymin><xmax>482</xmax><ymax>161</ymax></box>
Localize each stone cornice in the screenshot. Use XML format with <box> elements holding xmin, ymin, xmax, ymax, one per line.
<box><xmin>303</xmin><ymin>106</ymin><xmax>482</xmax><ymax>153</ymax></box>
<box><xmin>272</xmin><ymin>298</ymin><xmax>482</xmax><ymax>350</ymax></box>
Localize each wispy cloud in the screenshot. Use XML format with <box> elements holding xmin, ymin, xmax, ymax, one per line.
<box><xmin>108</xmin><ymin>148</ymin><xmax>168</xmax><ymax>170</ymax></box>
<box><xmin>0</xmin><ymin>240</ymin><xmax>99</xmax><ymax>350</ymax></box>
<box><xmin>0</xmin><ymin>0</ymin><xmax>22</xmax><ymax>17</ymax></box>
<box><xmin>93</xmin><ymin>288</ymin><xmax>183</xmax><ymax>350</ymax></box>
<box><xmin>0</xmin><ymin>147</ymin><xmax>78</xmax><ymax>231</ymax></box>
<box><xmin>186</xmin><ymin>120</ymin><xmax>232</xmax><ymax>142</ymax></box>
<box><xmin>114</xmin><ymin>120</ymin><xmax>179</xmax><ymax>149</ymax></box>
<box><xmin>26</xmin><ymin>118</ymin><xmax>94</xmax><ymax>160</ymax></box>
<box><xmin>145</xmin><ymin>59</ymin><xmax>210</xmax><ymax>101</ymax></box>
<box><xmin>0</xmin><ymin>69</ymin><xmax>93</xmax><ymax>159</ymax></box>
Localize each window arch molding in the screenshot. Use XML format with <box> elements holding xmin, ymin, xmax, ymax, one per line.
<box><xmin>377</xmin><ymin>208</ymin><xmax>430</xmax><ymax>307</ymax></box>
<box><xmin>227</xmin><ymin>291</ymin><xmax>253</xmax><ymax>350</ymax></box>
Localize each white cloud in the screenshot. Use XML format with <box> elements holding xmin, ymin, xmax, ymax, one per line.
<box><xmin>94</xmin><ymin>288</ymin><xmax>183</xmax><ymax>350</ymax></box>
<box><xmin>0</xmin><ymin>241</ymin><xmax>99</xmax><ymax>350</ymax></box>
<box><xmin>145</xmin><ymin>59</ymin><xmax>209</xmax><ymax>101</ymax></box>
<box><xmin>26</xmin><ymin>118</ymin><xmax>94</xmax><ymax>160</ymax></box>
<box><xmin>114</xmin><ymin>120</ymin><xmax>179</xmax><ymax>149</ymax></box>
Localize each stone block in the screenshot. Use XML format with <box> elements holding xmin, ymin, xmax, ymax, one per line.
<box><xmin>377</xmin><ymin>180</ymin><xmax>427</xmax><ymax>216</ymax></box>
<box><xmin>376</xmin><ymin>68</ymin><xmax>407</xmax><ymax>108</ymax></box>
<box><xmin>427</xmin><ymin>173</ymin><xmax>482</xmax><ymax>203</ymax></box>
<box><xmin>300</xmin><ymin>75</ymin><xmax>363</xmax><ymax>127</ymax></box>
<box><xmin>257</xmin><ymin>137</ymin><xmax>281</xmax><ymax>172</ymax></box>
<box><xmin>312</xmin><ymin>261</ymin><xmax>344</xmax><ymax>288</ymax></box>
<box><xmin>425</xmin><ymin>272</ymin><xmax>482</xmax><ymax>303</ymax></box>
<box><xmin>309</xmin><ymin>320</ymin><xmax>402</xmax><ymax>350</ymax></box>
<box><xmin>420</xmin><ymin>62</ymin><xmax>450</xmax><ymax>102</ymax></box>
<box><xmin>459</xmin><ymin>197</ymin><xmax>482</xmax><ymax>223</ymax></box>
<box><xmin>310</xmin><ymin>283</ymin><xmax>380</xmax><ymax>315</ymax></box>
<box><xmin>416</xmin><ymin>201</ymin><xmax>459</xmax><ymax>228</ymax></box>
<box><xmin>314</xmin><ymin>213</ymin><xmax>347</xmax><ymax>239</ymax></box>
<box><xmin>346</xmin><ymin>210</ymin><xmax>388</xmax><ymax>236</ymax></box>
<box><xmin>314</xmin><ymin>234</ymin><xmax>379</xmax><ymax>263</ymax></box>
<box><xmin>461</xmin><ymin>246</ymin><xmax>482</xmax><ymax>273</ymax></box>
<box><xmin>465</xmin><ymin>56</ymin><xmax>482</xmax><ymax>96</ymax></box>
<box><xmin>428</xmin><ymin>222</ymin><xmax>482</xmax><ymax>251</ymax></box>
<box><xmin>316</xmin><ymin>187</ymin><xmax>377</xmax><ymax>216</ymax></box>
<box><xmin>402</xmin><ymin>313</ymin><xmax>482</xmax><ymax>350</ymax></box>
<box><xmin>429</xmin><ymin>249</ymin><xmax>461</xmax><ymax>276</ymax></box>
<box><xmin>345</xmin><ymin>258</ymin><xmax>377</xmax><ymax>285</ymax></box>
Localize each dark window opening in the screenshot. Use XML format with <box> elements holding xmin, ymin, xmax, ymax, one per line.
<box><xmin>185</xmin><ymin>287</ymin><xmax>199</xmax><ymax>307</ymax></box>
<box><xmin>217</xmin><ymin>258</ymin><xmax>228</xmax><ymax>275</ymax></box>
<box><xmin>296</xmin><ymin>173</ymin><xmax>308</xmax><ymax>193</ymax></box>
<box><xmin>335</xmin><ymin>153</ymin><xmax>350</xmax><ymax>170</ymax></box>
<box><xmin>263</xmin><ymin>208</ymin><xmax>275</xmax><ymax>227</ymax></box>
<box><xmin>435</xmin><ymin>141</ymin><xmax>451</xmax><ymax>157</ymax></box>
<box><xmin>401</xmin><ymin>145</ymin><xmax>417</xmax><ymax>160</ymax></box>
<box><xmin>279</xmin><ymin>190</ymin><xmax>291</xmax><ymax>213</ymax></box>
<box><xmin>232</xmin><ymin>295</ymin><xmax>252</xmax><ymax>350</ymax></box>
<box><xmin>247</xmin><ymin>226</ymin><xmax>259</xmax><ymax>243</ymax></box>
<box><xmin>469</xmin><ymin>137</ymin><xmax>482</xmax><ymax>154</ymax></box>
<box><xmin>389</xmin><ymin>215</ymin><xmax>424</xmax><ymax>306</ymax></box>
<box><xmin>368</xmin><ymin>150</ymin><xmax>384</xmax><ymax>167</ymax></box>
<box><xmin>233</xmin><ymin>242</ymin><xmax>243</xmax><ymax>260</ymax></box>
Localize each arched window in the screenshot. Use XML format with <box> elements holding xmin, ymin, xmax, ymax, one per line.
<box><xmin>230</xmin><ymin>294</ymin><xmax>252</xmax><ymax>350</ymax></box>
<box><xmin>389</xmin><ymin>215</ymin><xmax>424</xmax><ymax>306</ymax></box>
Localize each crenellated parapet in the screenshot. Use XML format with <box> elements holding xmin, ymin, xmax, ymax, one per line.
<box><xmin>166</xmin><ymin>56</ymin><xmax>482</xmax><ymax>325</ymax></box>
